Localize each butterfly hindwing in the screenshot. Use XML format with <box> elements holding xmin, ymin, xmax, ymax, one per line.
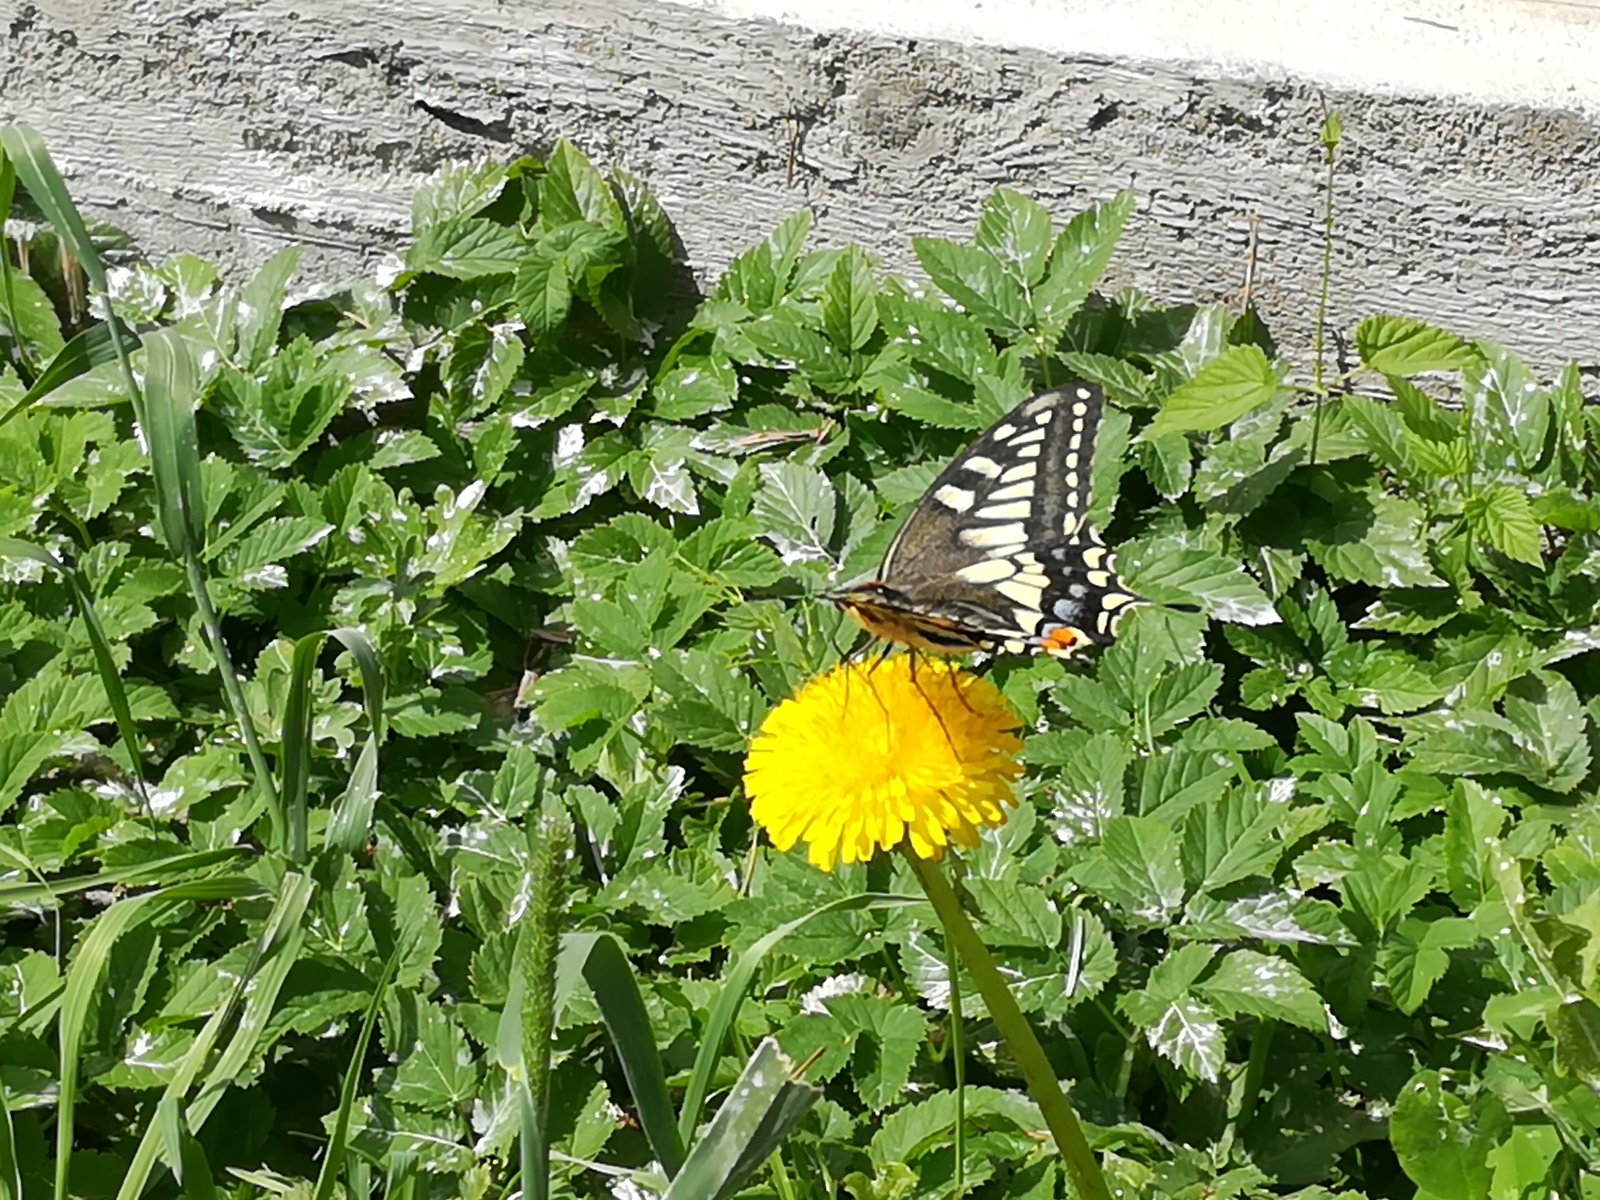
<box><xmin>834</xmin><ymin>382</ymin><xmax>1137</xmax><ymax>658</ymax></box>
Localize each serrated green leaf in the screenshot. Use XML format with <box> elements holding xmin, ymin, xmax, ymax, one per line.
<box><xmin>407</xmin><ymin>218</ymin><xmax>523</xmax><ymax>279</ymax></box>
<box><xmin>1197</xmin><ymin>950</ymin><xmax>1325</xmax><ymax>1030</ymax></box>
<box><xmin>911</xmin><ymin>237</ymin><xmax>1029</xmax><ymax>337</ymax></box>
<box><xmin>1465</xmin><ymin>485</ymin><xmax>1543</xmax><ymax>565</ymax></box>
<box><xmin>1144</xmin><ymin>345</ymin><xmax>1283</xmax><ymax>438</ymax></box>
<box><xmin>1355</xmin><ymin>314</ymin><xmax>1475</xmax><ymax>376</ymax></box>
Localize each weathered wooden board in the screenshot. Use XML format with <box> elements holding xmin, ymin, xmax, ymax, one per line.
<box><xmin>4</xmin><ymin>0</ymin><xmax>1598</xmax><ymax>374</ymax></box>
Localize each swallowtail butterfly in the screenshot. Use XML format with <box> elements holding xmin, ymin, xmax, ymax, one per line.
<box><xmin>828</xmin><ymin>382</ymin><xmax>1136</xmax><ymax>659</ymax></box>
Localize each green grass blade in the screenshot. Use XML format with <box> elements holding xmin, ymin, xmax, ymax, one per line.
<box><xmin>0</xmin><ymin>1076</ymin><xmax>22</xmax><ymax>1200</ymax></box>
<box><xmin>563</xmin><ymin>932</ymin><xmax>685</xmax><ymax>1177</ymax></box>
<box><xmin>139</xmin><ymin>328</ymin><xmax>207</xmax><ymax>560</ymax></box>
<box><xmin>12</xmin><ymin>317</ymin><xmax>141</xmax><ymax>414</ymax></box>
<box><xmin>185</xmin><ymin>871</ymin><xmax>314</xmax><ymax>1127</ymax></box>
<box><xmin>327</xmin><ymin>627</ymin><xmax>386</xmax><ymax>855</ymax></box>
<box><xmin>0</xmin><ymin>537</ymin><xmax>149</xmax><ymax>800</ymax></box>
<box><xmin>54</xmin><ymin>877</ymin><xmax>259</xmax><ymax>1200</ymax></box>
<box><xmin>281</xmin><ymin>631</ymin><xmax>327</xmax><ymax>865</ymax></box>
<box><xmin>662</xmin><ymin>1040</ymin><xmax>820</xmax><ymax>1200</ymax></box>
<box><xmin>0</xmin><ymin>126</ymin><xmax>141</xmax><ymax>413</ymax></box>
<box><xmin>111</xmin><ymin>875</ymin><xmax>308</xmax><ymax>1200</ymax></box>
<box><xmin>312</xmin><ymin>944</ymin><xmax>403</xmax><ymax>1200</ymax></box>
<box><xmin>0</xmin><ymin>847</ymin><xmax>245</xmax><ymax>907</ymax></box>
<box><xmin>676</xmin><ymin>892</ymin><xmax>919</xmax><ymax>1145</ymax></box>
<box><xmin>141</xmin><ymin>327</ymin><xmax>280</xmax><ymax>838</ymax></box>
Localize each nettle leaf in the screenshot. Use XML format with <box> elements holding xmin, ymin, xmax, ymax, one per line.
<box><xmin>1464</xmin><ymin>485</ymin><xmax>1543</xmax><ymax>565</ymax></box>
<box><xmin>753</xmin><ymin>461</ymin><xmax>835</xmax><ymax>564</ymax></box>
<box><xmin>822</xmin><ymin>246</ymin><xmax>879</xmax><ymax>355</ymax></box>
<box><xmin>388</xmin><ymin>1000</ymin><xmax>479</xmax><ymax>1111</ymax></box>
<box><xmin>653</xmin><ymin>354</ymin><xmax>737</xmax><ymax>421</ymax></box>
<box><xmin>1355</xmin><ymin>314</ymin><xmax>1475</xmax><ymax>376</ymax></box>
<box><xmin>1465</xmin><ymin>341</ymin><xmax>1550</xmax><ymax>476</ymax></box>
<box><xmin>1502</xmin><ymin>669</ymin><xmax>1591</xmax><ymax>793</ymax></box>
<box><xmin>406</xmin><ymin>217</ymin><xmax>523</xmax><ymax>280</ymax></box>
<box><xmin>911</xmin><ymin>237</ymin><xmax>1030</xmax><ymax>337</ymax></box>
<box><xmin>1196</xmin><ymin>950</ymin><xmax>1325</xmax><ymax>1031</ymax></box>
<box><xmin>1391</xmin><ymin>1071</ymin><xmax>1510</xmax><ymax>1200</ymax></box>
<box><xmin>1307</xmin><ymin>493</ymin><xmax>1445</xmax><ymax>588</ymax></box>
<box><xmin>541</xmin><ymin>139</ymin><xmax>627</xmax><ymax>233</ymax></box>
<box><xmin>975</xmin><ymin>187</ymin><xmax>1054</xmax><ymax>289</ymax></box>
<box><xmin>1069</xmin><ymin>816</ymin><xmax>1186</xmax><ymax>925</ymax></box>
<box><xmin>1143</xmin><ymin>345</ymin><xmax>1284</xmax><ymax>438</ymax></box>
<box><xmin>1122</xmin><ymin>538</ymin><xmax>1278</xmax><ymax>626</ymax></box>
<box><xmin>1035</xmin><ymin>191</ymin><xmax>1134</xmax><ymax>333</ymax></box>
<box><xmin>820</xmin><ymin>994</ymin><xmax>928</xmax><ymax>1113</ymax></box>
<box><xmin>877</xmin><ymin>283</ymin><xmax>1001</xmax><ymax>387</ymax></box>
<box><xmin>1118</xmin><ymin>942</ymin><xmax>1225</xmax><ymax>1082</ymax></box>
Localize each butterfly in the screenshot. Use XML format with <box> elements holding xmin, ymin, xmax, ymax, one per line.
<box><xmin>827</xmin><ymin>382</ymin><xmax>1136</xmax><ymax>659</ymax></box>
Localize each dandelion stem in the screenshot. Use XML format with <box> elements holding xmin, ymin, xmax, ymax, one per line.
<box><xmin>903</xmin><ymin>849</ymin><xmax>1112</xmax><ymax>1200</ymax></box>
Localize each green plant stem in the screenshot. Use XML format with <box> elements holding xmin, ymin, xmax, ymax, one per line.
<box><xmin>903</xmin><ymin>850</ymin><xmax>1111</xmax><ymax>1200</ymax></box>
<box><xmin>183</xmin><ymin>555</ymin><xmax>279</xmax><ymax>825</ymax></box>
<box><xmin>947</xmin><ymin>932</ymin><xmax>965</xmax><ymax>1196</ymax></box>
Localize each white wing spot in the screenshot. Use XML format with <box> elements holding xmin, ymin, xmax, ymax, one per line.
<box><xmin>1087</xmin><ymin>569</ymin><xmax>1111</xmax><ymax>588</ymax></box>
<box><xmin>992</xmin><ymin>423</ymin><xmax>1019</xmax><ymax>441</ymax></box>
<box><xmin>1062</xmin><ymin>512</ymin><xmax>1080</xmax><ymax>537</ymax></box>
<box><xmin>961</xmin><ymin>456</ymin><xmax>1003</xmax><ymax>478</ymax></box>
<box><xmin>956</xmin><ymin>558</ymin><xmax>1017</xmax><ymax>584</ymax></box>
<box><xmin>988</xmin><ymin>481</ymin><xmax>1034</xmax><ymax>501</ymax></box>
<box><xmin>1018</xmin><ymin>444</ymin><xmax>1042</xmax><ymax>458</ymax></box>
<box><xmin>1065</xmin><ymin>452</ymin><xmax>1079</xmax><ymax>470</ymax></box>
<box><xmin>1010</xmin><ymin>428</ymin><xmax>1047</xmax><ymax>446</ymax></box>
<box><xmin>997</xmin><ymin>578</ymin><xmax>1045</xmax><ymax>607</ymax></box>
<box><xmin>934</xmin><ymin>484</ymin><xmax>976</xmax><ymax>512</ymax></box>
<box><xmin>1034</xmin><ymin>409</ymin><xmax>1054</xmax><ymax>425</ymax></box>
<box><xmin>960</xmin><ymin>523</ymin><xmax>1027</xmax><ymax>548</ymax></box>
<box><xmin>1083</xmin><ymin>546</ymin><xmax>1107</xmax><ymax>569</ymax></box>
<box><xmin>1001</xmin><ymin>462</ymin><xmax>1038</xmax><ymax>482</ymax></box>
<box><xmin>977</xmin><ymin>500</ymin><xmax>1032</xmax><ymax>520</ymax></box>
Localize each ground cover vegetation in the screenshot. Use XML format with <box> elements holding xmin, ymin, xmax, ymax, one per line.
<box><xmin>1</xmin><ymin>120</ymin><xmax>1598</xmax><ymax>1200</ymax></box>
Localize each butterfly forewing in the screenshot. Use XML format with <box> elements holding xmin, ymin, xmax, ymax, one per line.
<box><xmin>835</xmin><ymin>382</ymin><xmax>1137</xmax><ymax>658</ymax></box>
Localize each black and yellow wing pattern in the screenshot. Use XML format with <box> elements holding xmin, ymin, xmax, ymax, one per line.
<box><xmin>829</xmin><ymin>382</ymin><xmax>1136</xmax><ymax>659</ymax></box>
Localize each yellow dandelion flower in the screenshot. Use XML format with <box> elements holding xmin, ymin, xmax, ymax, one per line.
<box><xmin>743</xmin><ymin>656</ymin><xmax>1024</xmax><ymax>872</ymax></box>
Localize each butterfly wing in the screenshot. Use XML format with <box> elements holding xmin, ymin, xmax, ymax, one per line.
<box><xmin>839</xmin><ymin>382</ymin><xmax>1136</xmax><ymax>657</ymax></box>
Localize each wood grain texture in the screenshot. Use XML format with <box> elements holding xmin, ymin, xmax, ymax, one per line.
<box><xmin>4</xmin><ymin>0</ymin><xmax>1599</xmax><ymax>375</ymax></box>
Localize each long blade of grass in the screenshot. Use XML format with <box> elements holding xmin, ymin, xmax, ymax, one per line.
<box><xmin>142</xmin><ymin>327</ymin><xmax>280</xmax><ymax>837</ymax></box>
<box><xmin>54</xmin><ymin>877</ymin><xmax>259</xmax><ymax>1200</ymax></box>
<box><xmin>139</xmin><ymin>328</ymin><xmax>206</xmax><ymax>560</ymax></box>
<box><xmin>0</xmin><ymin>127</ymin><xmax>140</xmax><ymax>412</ymax></box>
<box><xmin>327</xmin><ymin>627</ymin><xmax>386</xmax><ymax>855</ymax></box>
<box><xmin>281</xmin><ymin>631</ymin><xmax>327</xmax><ymax>865</ymax></box>
<box><xmin>0</xmin><ymin>1076</ymin><xmax>22</xmax><ymax>1200</ymax></box>
<box><xmin>112</xmin><ymin>872</ymin><xmax>312</xmax><ymax>1200</ymax></box>
<box><xmin>558</xmin><ymin>932</ymin><xmax>685</xmax><ymax>1177</ymax></box>
<box><xmin>13</xmin><ymin>317</ymin><xmax>141</xmax><ymax>414</ymax></box>
<box><xmin>0</xmin><ymin>537</ymin><xmax>149</xmax><ymax>800</ymax></box>
<box><xmin>0</xmin><ymin>847</ymin><xmax>244</xmax><ymax>907</ymax></box>
<box><xmin>676</xmin><ymin>892</ymin><xmax>920</xmax><ymax>1145</ymax></box>
<box><xmin>312</xmin><ymin>944</ymin><xmax>403</xmax><ymax>1200</ymax></box>
<box><xmin>662</xmin><ymin>1039</ymin><xmax>820</xmax><ymax>1200</ymax></box>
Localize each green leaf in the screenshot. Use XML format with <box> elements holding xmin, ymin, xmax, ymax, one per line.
<box><xmin>753</xmin><ymin>461</ymin><xmax>835</xmax><ymax>564</ymax></box>
<box><xmin>390</xmin><ymin>1001</ymin><xmax>479</xmax><ymax>1111</ymax></box>
<box><xmin>1117</xmin><ymin>942</ymin><xmax>1225</xmax><ymax>1081</ymax></box>
<box><xmin>975</xmin><ymin>188</ymin><xmax>1054</xmax><ymax>288</ymax></box>
<box><xmin>821</xmin><ymin>246</ymin><xmax>878</xmax><ymax>354</ymax></box>
<box><xmin>1196</xmin><ymin>950</ymin><xmax>1325</xmax><ymax>1030</ymax></box>
<box><xmin>1355</xmin><ymin>314</ymin><xmax>1476</xmax><ymax>376</ymax></box>
<box><xmin>1035</xmin><ymin>191</ymin><xmax>1134</xmax><ymax>332</ymax></box>
<box><xmin>407</xmin><ymin>218</ymin><xmax>523</xmax><ymax>279</ymax></box>
<box><xmin>1391</xmin><ymin>1071</ymin><xmax>1509</xmax><ymax>1200</ymax></box>
<box><xmin>1465</xmin><ymin>486</ymin><xmax>1543</xmax><ymax>565</ymax></box>
<box><xmin>911</xmin><ymin>237</ymin><xmax>1029</xmax><ymax>337</ymax></box>
<box><xmin>1144</xmin><ymin>345</ymin><xmax>1283</xmax><ymax>438</ymax></box>
<box><xmin>1122</xmin><ymin>539</ymin><xmax>1278</xmax><ymax>625</ymax></box>
<box><xmin>1069</xmin><ymin>816</ymin><xmax>1186</xmax><ymax>925</ymax></box>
